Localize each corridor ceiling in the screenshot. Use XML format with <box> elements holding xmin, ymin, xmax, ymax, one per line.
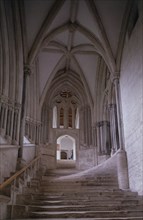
<box><xmin>24</xmin><ymin>0</ymin><xmax>128</xmax><ymax>100</ymax></box>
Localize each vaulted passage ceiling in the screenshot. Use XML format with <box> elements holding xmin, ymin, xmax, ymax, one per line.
<box><xmin>24</xmin><ymin>0</ymin><xmax>128</xmax><ymax>103</ymax></box>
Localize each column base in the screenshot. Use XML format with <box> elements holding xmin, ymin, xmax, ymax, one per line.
<box><xmin>117</xmin><ymin>149</ymin><xmax>129</xmax><ymax>190</ymax></box>
<box><xmin>111</xmin><ymin>147</ymin><xmax>116</xmax><ymax>156</ymax></box>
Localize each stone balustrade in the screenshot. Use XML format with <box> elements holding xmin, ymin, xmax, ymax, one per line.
<box><xmin>25</xmin><ymin>118</ymin><xmax>42</xmax><ymax>145</ymax></box>
<box><xmin>0</xmin><ymin>156</ymin><xmax>41</xmax><ymax>220</ymax></box>
<box><xmin>0</xmin><ymin>95</ymin><xmax>21</xmax><ymax>144</ymax></box>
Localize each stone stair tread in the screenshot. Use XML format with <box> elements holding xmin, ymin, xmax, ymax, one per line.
<box><xmin>31</xmin><ymin>197</ymin><xmax>143</xmax><ymax>202</ymax></box>
<box><xmin>31</xmin><ymin>210</ymin><xmax>143</xmax><ymax>214</ymax></box>
<box><xmin>30</xmin><ymin>190</ymin><xmax>138</xmax><ymax>196</ymax></box>
<box><xmin>12</xmin><ymin>169</ymin><xmax>143</xmax><ymax>219</ymax></box>
<box><xmin>30</xmin><ymin>205</ymin><xmax>86</xmax><ymax>208</ymax></box>
<box><xmin>29</xmin><ymin>204</ymin><xmax>143</xmax><ymax>208</ymax></box>
<box><xmin>29</xmin><ymin>205</ymin><xmax>143</xmax><ymax>212</ymax></box>
<box><xmin>30</xmin><ymin>210</ymin><xmax>143</xmax><ymax>218</ymax></box>
<box><xmin>16</xmin><ymin>218</ymin><xmax>143</xmax><ymax>220</ymax></box>
<box><xmin>32</xmin><ymin>194</ymin><xmax>141</xmax><ymax>199</ymax></box>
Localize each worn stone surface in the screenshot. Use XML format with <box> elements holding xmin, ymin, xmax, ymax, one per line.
<box><xmin>9</xmin><ymin>161</ymin><xmax>143</xmax><ymax>219</ymax></box>
<box><xmin>22</xmin><ymin>144</ymin><xmax>36</xmax><ymax>163</ymax></box>
<box><xmin>120</xmin><ymin>17</ymin><xmax>143</xmax><ymax>195</ymax></box>
<box><xmin>0</xmin><ymin>145</ymin><xmax>19</xmax><ymax>183</ymax></box>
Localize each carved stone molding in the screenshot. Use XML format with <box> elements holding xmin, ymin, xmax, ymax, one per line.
<box><xmin>96</xmin><ymin>121</ymin><xmax>110</xmax><ymax>127</ymax></box>
<box><xmin>24</xmin><ymin>64</ymin><xmax>31</xmax><ymax>76</ymax></box>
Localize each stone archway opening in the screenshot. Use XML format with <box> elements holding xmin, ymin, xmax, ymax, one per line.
<box><xmin>56</xmin><ymin>135</ymin><xmax>76</xmax><ymax>161</ymax></box>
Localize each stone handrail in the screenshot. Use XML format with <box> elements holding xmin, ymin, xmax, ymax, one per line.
<box><xmin>0</xmin><ymin>156</ymin><xmax>41</xmax><ymax>191</ymax></box>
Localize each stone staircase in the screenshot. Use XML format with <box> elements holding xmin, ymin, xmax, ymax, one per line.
<box><xmin>7</xmin><ymin>165</ymin><xmax>143</xmax><ymax>220</ymax></box>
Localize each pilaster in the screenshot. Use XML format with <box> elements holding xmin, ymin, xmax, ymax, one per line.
<box><xmin>111</xmin><ymin>73</ymin><xmax>124</xmax><ymax>150</ymax></box>
<box><xmin>19</xmin><ymin>64</ymin><xmax>31</xmax><ymax>158</ymax></box>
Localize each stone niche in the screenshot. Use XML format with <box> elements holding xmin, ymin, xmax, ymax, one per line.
<box><xmin>0</xmin><ymin>145</ymin><xmax>19</xmax><ymax>183</ymax></box>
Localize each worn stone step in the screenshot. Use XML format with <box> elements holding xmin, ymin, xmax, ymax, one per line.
<box><xmin>31</xmin><ymin>196</ymin><xmax>142</xmax><ymax>204</ymax></box>
<box><xmin>39</xmin><ymin>187</ymin><xmax>120</xmax><ymax>193</ymax></box>
<box><xmin>29</xmin><ymin>204</ymin><xmax>143</xmax><ymax>212</ymax></box>
<box><xmin>32</xmin><ymin>192</ymin><xmax>140</xmax><ymax>200</ymax></box>
<box><xmin>13</xmin><ymin>218</ymin><xmax>143</xmax><ymax>220</ymax></box>
<box><xmin>29</xmin><ymin>210</ymin><xmax>143</xmax><ymax>218</ymax></box>
<box><xmin>40</xmin><ymin>180</ymin><xmax>118</xmax><ymax>185</ymax></box>
<box><xmin>14</xmin><ymin>170</ymin><xmax>143</xmax><ymax>220</ymax></box>
<box><xmin>29</xmin><ymin>190</ymin><xmax>139</xmax><ymax>197</ymax></box>
<box><xmin>30</xmin><ymin>198</ymin><xmax>142</xmax><ymax>207</ymax></box>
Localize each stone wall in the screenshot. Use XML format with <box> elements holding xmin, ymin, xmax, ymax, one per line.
<box><xmin>40</xmin><ymin>144</ymin><xmax>57</xmax><ymax>173</ymax></box>
<box><xmin>22</xmin><ymin>144</ymin><xmax>36</xmax><ymax>163</ymax></box>
<box><xmin>0</xmin><ymin>145</ymin><xmax>19</xmax><ymax>183</ymax></box>
<box><xmin>120</xmin><ymin>18</ymin><xmax>143</xmax><ymax>195</ymax></box>
<box><xmin>78</xmin><ymin>147</ymin><xmax>97</xmax><ymax>170</ymax></box>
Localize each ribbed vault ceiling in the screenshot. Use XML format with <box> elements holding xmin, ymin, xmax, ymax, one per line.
<box><xmin>24</xmin><ymin>0</ymin><xmax>128</xmax><ymax>103</ymax></box>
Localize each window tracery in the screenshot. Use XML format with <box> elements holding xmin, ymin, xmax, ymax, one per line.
<box><xmin>52</xmin><ymin>88</ymin><xmax>79</xmax><ymax>129</ymax></box>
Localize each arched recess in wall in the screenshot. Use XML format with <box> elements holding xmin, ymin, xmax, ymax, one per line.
<box><xmin>57</xmin><ymin>135</ymin><xmax>76</xmax><ymax>161</ymax></box>
<box><xmin>41</xmin><ymin>68</ymin><xmax>93</xmax><ymax>148</ymax></box>
<box><xmin>45</xmin><ymin>70</ymin><xmax>84</xmax><ymax>131</ymax></box>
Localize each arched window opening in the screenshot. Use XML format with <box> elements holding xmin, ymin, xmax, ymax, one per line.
<box><xmin>52</xmin><ymin>89</ymin><xmax>80</xmax><ymax>130</ymax></box>
<box><xmin>75</xmin><ymin>107</ymin><xmax>79</xmax><ymax>129</ymax></box>
<box><xmin>60</xmin><ymin>107</ymin><xmax>64</xmax><ymax>128</ymax></box>
<box><xmin>52</xmin><ymin>106</ymin><xmax>57</xmax><ymax>128</ymax></box>
<box><xmin>68</xmin><ymin>107</ymin><xmax>72</xmax><ymax>128</ymax></box>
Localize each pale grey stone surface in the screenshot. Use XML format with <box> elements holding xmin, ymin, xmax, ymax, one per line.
<box><xmin>0</xmin><ymin>145</ymin><xmax>19</xmax><ymax>184</ymax></box>
<box><xmin>120</xmin><ymin>18</ymin><xmax>143</xmax><ymax>195</ymax></box>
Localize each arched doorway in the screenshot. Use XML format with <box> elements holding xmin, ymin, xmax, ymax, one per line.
<box><xmin>56</xmin><ymin>135</ymin><xmax>76</xmax><ymax>161</ymax></box>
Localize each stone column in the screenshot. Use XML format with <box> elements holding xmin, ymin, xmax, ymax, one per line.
<box><xmin>0</xmin><ymin>104</ymin><xmax>4</xmax><ymax>130</ymax></box>
<box><xmin>108</xmin><ymin>104</ymin><xmax>119</xmax><ymax>154</ymax></box>
<box><xmin>96</xmin><ymin>121</ymin><xmax>111</xmax><ymax>155</ymax></box>
<box><xmin>3</xmin><ymin>103</ymin><xmax>8</xmax><ymax>135</ymax></box>
<box><xmin>117</xmin><ymin>150</ymin><xmax>129</xmax><ymax>189</ymax></box>
<box><xmin>112</xmin><ymin>74</ymin><xmax>129</xmax><ymax>189</ymax></box>
<box><xmin>99</xmin><ymin>121</ymin><xmax>104</xmax><ymax>153</ymax></box>
<box><xmin>10</xmin><ymin>107</ymin><xmax>15</xmax><ymax>139</ymax></box>
<box><xmin>92</xmin><ymin>125</ymin><xmax>98</xmax><ymax>165</ymax></box>
<box><xmin>79</xmin><ymin>107</ymin><xmax>84</xmax><ymax>145</ymax></box>
<box><xmin>6</xmin><ymin>108</ymin><xmax>11</xmax><ymax>136</ymax></box>
<box><xmin>18</xmin><ymin>64</ymin><xmax>31</xmax><ymax>159</ymax></box>
<box><xmin>87</xmin><ymin>106</ymin><xmax>92</xmax><ymax>146</ymax></box>
<box><xmin>112</xmin><ymin>76</ymin><xmax>124</xmax><ymax>150</ymax></box>
<box><xmin>83</xmin><ymin>106</ymin><xmax>87</xmax><ymax>145</ymax></box>
<box><xmin>103</xmin><ymin>121</ymin><xmax>111</xmax><ymax>155</ymax></box>
<box><xmin>42</xmin><ymin>106</ymin><xmax>48</xmax><ymax>144</ymax></box>
<box><xmin>72</xmin><ymin>107</ymin><xmax>75</xmax><ymax>129</ymax></box>
<box><xmin>96</xmin><ymin>122</ymin><xmax>101</xmax><ymax>154</ymax></box>
<box><xmin>57</xmin><ymin>107</ymin><xmax>60</xmax><ymax>128</ymax></box>
<box><xmin>64</xmin><ymin>107</ymin><xmax>68</xmax><ymax>129</ymax></box>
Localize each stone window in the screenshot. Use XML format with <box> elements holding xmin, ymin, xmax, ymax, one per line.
<box><xmin>52</xmin><ymin>106</ymin><xmax>57</xmax><ymax>128</ymax></box>
<box><xmin>52</xmin><ymin>89</ymin><xmax>80</xmax><ymax>129</ymax></box>
<box><xmin>68</xmin><ymin>107</ymin><xmax>72</xmax><ymax>128</ymax></box>
<box><xmin>60</xmin><ymin>108</ymin><xmax>64</xmax><ymax>128</ymax></box>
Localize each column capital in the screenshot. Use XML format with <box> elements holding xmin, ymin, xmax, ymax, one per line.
<box><xmin>111</xmin><ymin>72</ymin><xmax>120</xmax><ymax>83</ymax></box>
<box><xmin>24</xmin><ymin>64</ymin><xmax>31</xmax><ymax>76</ymax></box>
<box><xmin>108</xmin><ymin>103</ymin><xmax>116</xmax><ymax>110</ymax></box>
<box><xmin>96</xmin><ymin>121</ymin><xmax>110</xmax><ymax>127</ymax></box>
